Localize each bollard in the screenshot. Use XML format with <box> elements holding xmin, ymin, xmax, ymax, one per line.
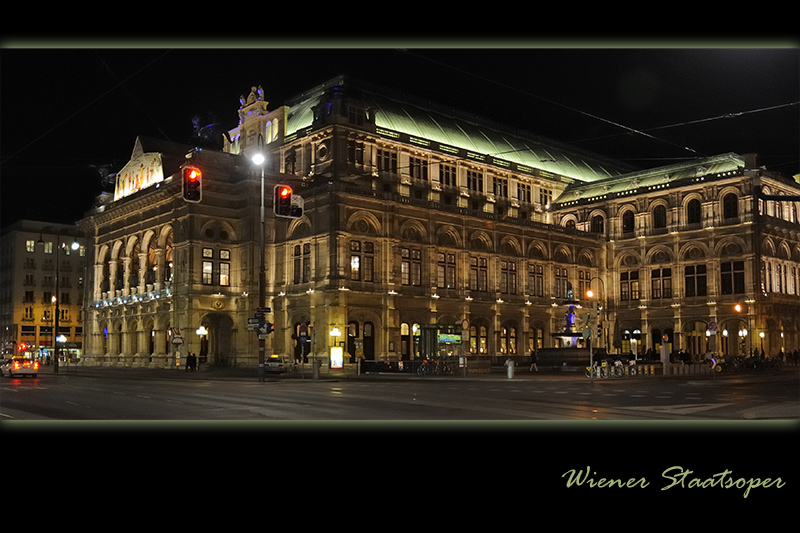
<box><xmin>312</xmin><ymin>359</ymin><xmax>321</xmax><ymax>380</ymax></box>
<box><xmin>505</xmin><ymin>358</ymin><xmax>515</xmax><ymax>379</ymax></box>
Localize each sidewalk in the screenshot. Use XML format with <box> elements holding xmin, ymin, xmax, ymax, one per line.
<box><xmin>49</xmin><ymin>361</ymin><xmax>800</xmax><ymax>383</ymax></box>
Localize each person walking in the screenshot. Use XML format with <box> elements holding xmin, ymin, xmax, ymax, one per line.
<box><xmin>529</xmin><ymin>349</ymin><xmax>538</xmax><ymax>372</ymax></box>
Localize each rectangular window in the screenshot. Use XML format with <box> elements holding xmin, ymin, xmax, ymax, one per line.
<box><xmin>219</xmin><ymin>262</ymin><xmax>230</xmax><ymax>286</ymax></box>
<box><xmin>26</xmin><ymin>240</ymin><xmax>35</xmax><ymax>252</ymax></box>
<box><xmin>685</xmin><ymin>264</ymin><xmax>707</xmax><ymax>297</ymax></box>
<box><xmin>528</xmin><ymin>264</ymin><xmax>543</xmax><ymax>297</ymax></box>
<box><xmin>721</xmin><ymin>261</ymin><xmax>745</xmax><ymax>295</ymax></box>
<box><xmin>651</xmin><ymin>268</ymin><xmax>672</xmax><ymax>299</ymax></box>
<box><xmin>437</xmin><ymin>252</ymin><xmax>456</xmax><ymax>289</ymax></box>
<box><xmin>401</xmin><ymin>247</ymin><xmax>421</xmax><ymax>286</ymax></box>
<box><xmin>578</xmin><ymin>270</ymin><xmax>591</xmax><ymax>300</ymax></box>
<box><xmin>518</xmin><ymin>183</ymin><xmax>532</xmax><ymax>203</ymax></box>
<box><xmin>555</xmin><ymin>267</ymin><xmax>570</xmax><ymax>299</ymax></box>
<box><xmin>470</xmin><ymin>256</ymin><xmax>488</xmax><ymax>291</ymax></box>
<box><xmin>293</xmin><ymin>245</ymin><xmax>303</xmax><ymax>284</ymax></box>
<box><xmin>620</xmin><ymin>270</ymin><xmax>640</xmax><ymax>301</ymax></box>
<box><xmin>493</xmin><ymin>177</ymin><xmax>509</xmax><ymax>198</ymax></box>
<box><xmin>409</xmin><ymin>157</ymin><xmax>428</xmax><ymax>181</ymax></box>
<box><xmin>377</xmin><ymin>149</ymin><xmax>397</xmax><ymax>174</ymax></box>
<box><xmin>303</xmin><ymin>243</ymin><xmax>311</xmax><ymax>283</ymax></box>
<box><xmin>350</xmin><ymin>241</ymin><xmax>374</xmax><ymax>282</ymax></box>
<box><xmin>347</xmin><ymin>140</ymin><xmax>364</xmax><ymax>164</ymax></box>
<box><xmin>202</xmin><ymin>261</ymin><xmax>213</xmax><ymax>285</ymax></box>
<box><xmin>350</xmin><ymin>241</ymin><xmax>361</xmax><ymax>281</ymax></box>
<box><xmin>539</xmin><ymin>188</ymin><xmax>553</xmax><ymax>206</ymax></box>
<box><xmin>501</xmin><ymin>260</ymin><xmax>516</xmax><ymax>294</ymax></box>
<box><xmin>439</xmin><ymin>164</ymin><xmax>456</xmax><ymax>187</ymax></box>
<box><xmin>467</xmin><ymin>170</ymin><xmax>483</xmax><ymax>193</ymax></box>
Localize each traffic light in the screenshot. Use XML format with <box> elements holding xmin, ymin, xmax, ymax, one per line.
<box><xmin>264</xmin><ymin>321</ymin><xmax>274</xmax><ymax>335</ymax></box>
<box><xmin>273</xmin><ymin>184</ymin><xmax>303</xmax><ymax>218</ymax></box>
<box><xmin>182</xmin><ymin>166</ymin><xmax>202</xmax><ymax>203</ymax></box>
<box><xmin>274</xmin><ymin>184</ymin><xmax>292</xmax><ymax>217</ymax></box>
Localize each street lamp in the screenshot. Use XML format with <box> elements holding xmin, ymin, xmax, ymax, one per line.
<box><xmin>252</xmin><ymin>135</ymin><xmax>267</xmax><ymax>374</ymax></box>
<box><xmin>38</xmin><ymin>227</ymin><xmax>80</xmax><ymax>374</ymax></box>
<box><xmin>585</xmin><ymin>276</ymin><xmax>606</xmax><ymax>373</ymax></box>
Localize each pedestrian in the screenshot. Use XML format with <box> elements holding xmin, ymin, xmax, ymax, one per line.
<box><xmin>529</xmin><ymin>349</ymin><xmax>538</xmax><ymax>372</ymax></box>
<box><xmin>189</xmin><ymin>352</ymin><xmax>197</xmax><ymax>371</ymax></box>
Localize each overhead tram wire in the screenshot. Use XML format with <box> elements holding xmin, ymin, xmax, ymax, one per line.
<box><xmin>0</xmin><ymin>50</ymin><xmax>174</xmax><ymax>167</ymax></box>
<box><xmin>94</xmin><ymin>50</ymin><xmax>173</xmax><ymax>143</ymax></box>
<box><xmin>569</xmin><ymin>101</ymin><xmax>800</xmax><ymax>147</ymax></box>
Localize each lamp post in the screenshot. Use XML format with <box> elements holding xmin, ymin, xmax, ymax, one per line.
<box><xmin>586</xmin><ymin>276</ymin><xmax>606</xmax><ymax>373</ymax></box>
<box><xmin>38</xmin><ymin>227</ymin><xmax>80</xmax><ymax>374</ymax></box>
<box><xmin>252</xmin><ymin>135</ymin><xmax>267</xmax><ymax>373</ymax></box>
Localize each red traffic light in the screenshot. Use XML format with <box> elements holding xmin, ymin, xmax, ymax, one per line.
<box><xmin>182</xmin><ymin>166</ymin><xmax>202</xmax><ymax>203</ymax></box>
<box><xmin>278</xmin><ymin>186</ymin><xmax>291</xmax><ymax>198</ymax></box>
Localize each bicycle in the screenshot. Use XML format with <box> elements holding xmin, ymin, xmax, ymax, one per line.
<box><xmin>416</xmin><ymin>359</ymin><xmax>436</xmax><ymax>375</ymax></box>
<box><xmin>285</xmin><ymin>361</ymin><xmax>304</xmax><ymax>378</ymax></box>
<box><xmin>584</xmin><ymin>360</ymin><xmax>610</xmax><ymax>378</ymax></box>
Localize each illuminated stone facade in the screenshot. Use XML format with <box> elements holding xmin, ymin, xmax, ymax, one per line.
<box><xmin>553</xmin><ymin>153</ymin><xmax>800</xmax><ymax>360</ymax></box>
<box><xmin>78</xmin><ymin>77</ymin><xmax>800</xmax><ymax>368</ymax></box>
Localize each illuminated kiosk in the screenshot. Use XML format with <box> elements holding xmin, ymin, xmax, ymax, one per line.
<box><xmin>417</xmin><ymin>324</ymin><xmax>461</xmax><ymax>357</ymax></box>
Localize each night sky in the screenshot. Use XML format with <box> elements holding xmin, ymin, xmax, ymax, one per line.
<box><xmin>2</xmin><ymin>43</ymin><xmax>798</xmax><ymax>228</ymax></box>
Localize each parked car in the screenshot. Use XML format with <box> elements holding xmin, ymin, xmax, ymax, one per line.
<box><xmin>264</xmin><ymin>354</ymin><xmax>286</xmax><ymax>373</ymax></box>
<box><xmin>1</xmin><ymin>356</ymin><xmax>39</xmax><ymax>378</ymax></box>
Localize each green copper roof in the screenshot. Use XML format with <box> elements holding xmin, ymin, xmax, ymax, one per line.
<box><xmin>553</xmin><ymin>153</ymin><xmax>746</xmax><ymax>206</ymax></box>
<box><xmin>284</xmin><ymin>75</ymin><xmax>636</xmax><ymax>183</ymax></box>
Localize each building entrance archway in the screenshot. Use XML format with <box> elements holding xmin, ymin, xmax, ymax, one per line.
<box><xmin>200</xmin><ymin>313</ymin><xmax>234</xmax><ymax>366</ymax></box>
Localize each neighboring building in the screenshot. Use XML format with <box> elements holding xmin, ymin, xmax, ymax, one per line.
<box><xmin>76</xmin><ymin>76</ymin><xmax>800</xmax><ymax>369</ymax></box>
<box><xmin>0</xmin><ymin>220</ymin><xmax>87</xmax><ymax>363</ymax></box>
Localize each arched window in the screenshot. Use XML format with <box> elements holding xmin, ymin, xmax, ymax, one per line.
<box><xmin>622</xmin><ymin>210</ymin><xmax>635</xmax><ymax>233</ymax></box>
<box><xmin>591</xmin><ymin>215</ymin><xmax>604</xmax><ymax>234</ymax></box>
<box><xmin>469</xmin><ymin>325</ymin><xmax>488</xmax><ymax>354</ymax></box>
<box><xmin>686</xmin><ymin>198</ymin><xmax>701</xmax><ymax>225</ymax></box>
<box><xmin>499</xmin><ymin>326</ymin><xmax>517</xmax><ymax>354</ymax></box>
<box><xmin>723</xmin><ymin>193</ymin><xmax>738</xmax><ymax>219</ymax></box>
<box><xmin>653</xmin><ymin>205</ymin><xmax>667</xmax><ymax>228</ymax></box>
